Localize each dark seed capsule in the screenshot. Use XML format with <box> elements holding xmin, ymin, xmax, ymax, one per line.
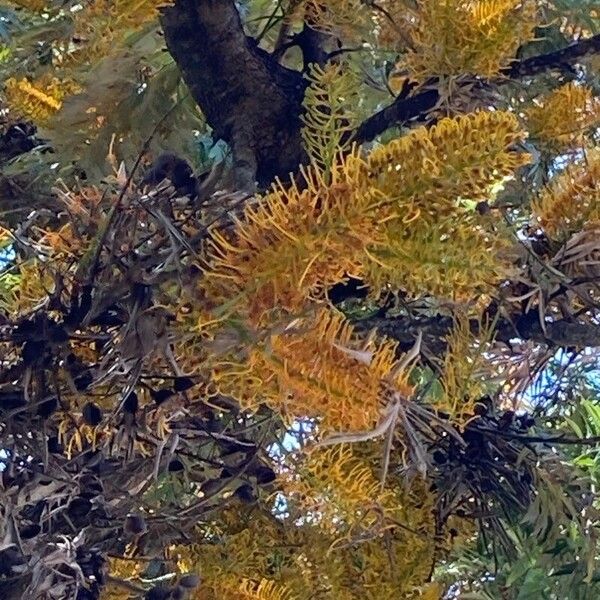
<box><xmin>123</xmin><ymin>391</ymin><xmax>138</xmax><ymax>414</ymax></box>
<box><xmin>234</xmin><ymin>484</ymin><xmax>256</xmax><ymax>504</ymax></box>
<box><xmin>171</xmin><ymin>587</ymin><xmax>185</xmax><ymax>600</ymax></box>
<box><xmin>0</xmin><ymin>546</ymin><xmax>26</xmax><ymax>577</ymax></box>
<box><xmin>47</xmin><ymin>436</ymin><xmax>63</xmax><ymax>454</ymax></box>
<box><xmin>151</xmin><ymin>388</ymin><xmax>175</xmax><ymax>405</ymax></box>
<box><xmin>497</xmin><ymin>410</ymin><xmax>515</xmax><ymax>429</ymax></box>
<box><xmin>200</xmin><ymin>479</ymin><xmax>223</xmax><ymax>497</ymax></box>
<box><xmin>21</xmin><ymin>500</ymin><xmax>45</xmax><ymax>523</ymax></box>
<box><xmin>19</xmin><ymin>523</ymin><xmax>41</xmax><ymax>539</ymax></box>
<box><xmin>179</xmin><ymin>574</ymin><xmax>200</xmax><ymax>589</ymax></box>
<box><xmin>475</xmin><ymin>201</ymin><xmax>490</xmax><ymax>215</ymax></box>
<box><xmin>82</xmin><ymin>402</ymin><xmax>103</xmax><ymax>426</ymax></box>
<box><xmin>67</xmin><ymin>497</ymin><xmax>92</xmax><ymax>519</ymax></box>
<box><xmin>168</xmin><ymin>459</ymin><xmax>184</xmax><ymax>472</ymax></box>
<box><xmin>74</xmin><ymin>371</ymin><xmax>93</xmax><ymax>391</ymax></box>
<box><xmin>80</xmin><ymin>473</ymin><xmax>103</xmax><ymax>495</ymax></box>
<box><xmin>0</xmin><ymin>390</ymin><xmax>26</xmax><ymax>411</ymax></box>
<box><xmin>22</xmin><ymin>340</ymin><xmax>45</xmax><ymax>365</ymax></box>
<box><xmin>124</xmin><ymin>514</ymin><xmax>147</xmax><ymax>535</ymax></box>
<box><xmin>472</xmin><ymin>402</ymin><xmax>487</xmax><ymax>417</ymax></box>
<box><xmin>173</xmin><ymin>377</ymin><xmax>195</xmax><ymax>392</ymax></box>
<box><xmin>49</xmin><ymin>324</ymin><xmax>68</xmax><ymax>343</ymax></box>
<box><xmin>432</xmin><ymin>450</ymin><xmax>447</xmax><ymax>465</ymax></box>
<box><xmin>145</xmin><ymin>585</ymin><xmax>174</xmax><ymax>600</ymax></box>
<box><xmin>254</xmin><ymin>466</ymin><xmax>277</xmax><ymax>485</ymax></box>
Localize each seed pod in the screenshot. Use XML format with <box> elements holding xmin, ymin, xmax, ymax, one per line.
<box><xmin>47</xmin><ymin>436</ymin><xmax>63</xmax><ymax>454</ymax></box>
<box><xmin>124</xmin><ymin>514</ymin><xmax>147</xmax><ymax>536</ymax></box>
<box><xmin>475</xmin><ymin>200</ymin><xmax>490</xmax><ymax>215</ymax></box>
<box><xmin>22</xmin><ymin>340</ymin><xmax>45</xmax><ymax>366</ymax></box>
<box><xmin>123</xmin><ymin>391</ymin><xmax>138</xmax><ymax>414</ymax></box>
<box><xmin>179</xmin><ymin>574</ymin><xmax>200</xmax><ymax>589</ymax></box>
<box><xmin>74</xmin><ymin>371</ymin><xmax>93</xmax><ymax>391</ymax></box>
<box><xmin>19</xmin><ymin>523</ymin><xmax>41</xmax><ymax>539</ymax></box>
<box><xmin>234</xmin><ymin>484</ymin><xmax>256</xmax><ymax>504</ymax></box>
<box><xmin>432</xmin><ymin>450</ymin><xmax>446</xmax><ymax>465</ymax></box>
<box><xmin>145</xmin><ymin>585</ymin><xmax>174</xmax><ymax>600</ymax></box>
<box><xmin>168</xmin><ymin>459</ymin><xmax>185</xmax><ymax>472</ymax></box>
<box><xmin>171</xmin><ymin>586</ymin><xmax>185</xmax><ymax>600</ymax></box>
<box><xmin>173</xmin><ymin>377</ymin><xmax>195</xmax><ymax>392</ymax></box>
<box><xmin>67</xmin><ymin>496</ymin><xmax>92</xmax><ymax>519</ymax></box>
<box><xmin>472</xmin><ymin>402</ymin><xmax>488</xmax><ymax>417</ymax></box>
<box><xmin>254</xmin><ymin>466</ymin><xmax>276</xmax><ymax>485</ymax></box>
<box><xmin>151</xmin><ymin>388</ymin><xmax>175</xmax><ymax>405</ymax></box>
<box><xmin>200</xmin><ymin>479</ymin><xmax>223</xmax><ymax>497</ymax></box>
<box><xmin>82</xmin><ymin>402</ymin><xmax>102</xmax><ymax>426</ymax></box>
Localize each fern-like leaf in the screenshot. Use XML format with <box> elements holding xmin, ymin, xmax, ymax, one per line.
<box><xmin>301</xmin><ymin>62</ymin><xmax>360</xmax><ymax>179</ymax></box>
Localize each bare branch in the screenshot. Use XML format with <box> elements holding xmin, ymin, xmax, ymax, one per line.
<box><xmin>354</xmin><ymin>34</ymin><xmax>600</xmax><ymax>144</ymax></box>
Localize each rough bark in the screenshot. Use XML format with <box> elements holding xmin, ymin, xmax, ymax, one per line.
<box><xmin>159</xmin><ymin>0</ymin><xmax>307</xmax><ymax>191</ymax></box>
<box><xmin>158</xmin><ymin>1</ymin><xmax>600</xmax><ymax>188</ymax></box>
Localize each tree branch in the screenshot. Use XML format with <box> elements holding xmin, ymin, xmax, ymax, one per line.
<box><xmin>511</xmin><ymin>312</ymin><xmax>600</xmax><ymax>348</ymax></box>
<box><xmin>159</xmin><ymin>0</ymin><xmax>307</xmax><ymax>190</ymax></box>
<box><xmin>354</xmin><ymin>34</ymin><xmax>600</xmax><ymax>144</ymax></box>
<box><xmin>352</xmin><ymin>89</ymin><xmax>439</xmax><ymax>145</ymax></box>
<box><xmin>507</xmin><ymin>33</ymin><xmax>600</xmax><ymax>77</ymax></box>
<box><xmin>355</xmin><ymin>311</ymin><xmax>600</xmax><ymax>355</ymax></box>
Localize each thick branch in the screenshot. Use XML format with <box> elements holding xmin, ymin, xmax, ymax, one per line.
<box><xmin>354</xmin><ymin>34</ymin><xmax>600</xmax><ymax>144</ymax></box>
<box><xmin>510</xmin><ymin>312</ymin><xmax>600</xmax><ymax>348</ymax></box>
<box><xmin>356</xmin><ymin>312</ymin><xmax>600</xmax><ymax>355</ymax></box>
<box><xmin>352</xmin><ymin>89</ymin><xmax>439</xmax><ymax>145</ymax></box>
<box><xmin>508</xmin><ymin>33</ymin><xmax>600</xmax><ymax>77</ymax></box>
<box><xmin>159</xmin><ymin>0</ymin><xmax>307</xmax><ymax>190</ymax></box>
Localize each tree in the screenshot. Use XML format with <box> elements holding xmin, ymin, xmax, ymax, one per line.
<box><xmin>1</xmin><ymin>0</ymin><xmax>600</xmax><ymax>598</ymax></box>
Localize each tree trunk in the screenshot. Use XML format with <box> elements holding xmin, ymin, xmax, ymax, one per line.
<box><xmin>159</xmin><ymin>0</ymin><xmax>308</xmax><ymax>191</ymax></box>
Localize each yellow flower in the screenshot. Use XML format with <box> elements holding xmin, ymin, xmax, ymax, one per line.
<box><xmin>396</xmin><ymin>0</ymin><xmax>537</xmax><ymax>80</ymax></box>
<box><xmin>212</xmin><ymin>308</ymin><xmax>412</xmax><ymax>432</ymax></box>
<box><xmin>201</xmin><ymin>152</ymin><xmax>378</xmax><ymax>324</ymax></box>
<box><xmin>526</xmin><ymin>82</ymin><xmax>600</xmax><ymax>150</ymax></box>
<box><xmin>533</xmin><ymin>149</ymin><xmax>600</xmax><ymax>239</ymax></box>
